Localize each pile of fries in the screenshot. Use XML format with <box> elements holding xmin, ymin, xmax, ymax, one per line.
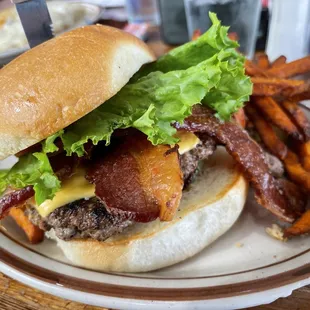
<box><xmin>245</xmin><ymin>53</ymin><xmax>310</xmax><ymax>237</ymax></box>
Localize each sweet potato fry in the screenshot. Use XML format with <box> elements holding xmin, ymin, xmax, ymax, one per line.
<box><xmin>283</xmin><ymin>81</ymin><xmax>310</xmax><ymax>100</ymax></box>
<box><xmin>287</xmin><ymin>90</ymin><xmax>310</xmax><ymax>102</ymax></box>
<box><xmin>191</xmin><ymin>29</ymin><xmax>201</xmax><ymax>41</ymax></box>
<box><xmin>280</xmin><ymin>100</ymin><xmax>310</xmax><ymax>139</ymax></box>
<box><xmin>9</xmin><ymin>206</ymin><xmax>44</xmax><ymax>244</ymax></box>
<box><xmin>252</xmin><ymin>97</ymin><xmax>303</xmax><ymax>141</ymax></box>
<box><xmin>255</xmin><ymin>52</ymin><xmax>270</xmax><ymax>69</ymax></box>
<box><xmin>233</xmin><ymin>108</ymin><xmax>246</xmax><ymax>128</ymax></box>
<box><xmin>245</xmin><ymin>60</ymin><xmax>272</xmax><ymax>77</ymax></box>
<box><xmin>283</xmin><ymin>150</ymin><xmax>310</xmax><ymax>192</ymax></box>
<box><xmin>228</xmin><ymin>32</ymin><xmax>239</xmax><ymax>41</ymax></box>
<box><xmin>268</xmin><ymin>55</ymin><xmax>310</xmax><ymax>78</ymax></box>
<box><xmin>246</xmin><ymin>105</ymin><xmax>310</xmax><ymax>192</ymax></box>
<box><xmin>251</xmin><ymin>77</ymin><xmax>305</xmax><ymax>97</ymax></box>
<box><xmin>245</xmin><ymin>105</ymin><xmax>288</xmax><ymax>159</ymax></box>
<box><xmin>271</xmin><ymin>55</ymin><xmax>287</xmax><ymax>68</ymax></box>
<box><xmin>300</xmin><ymin>141</ymin><xmax>310</xmax><ymax>171</ymax></box>
<box><xmin>285</xmin><ymin>210</ymin><xmax>310</xmax><ymax>237</ymax></box>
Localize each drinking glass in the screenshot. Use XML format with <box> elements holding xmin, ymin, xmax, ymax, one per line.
<box><xmin>126</xmin><ymin>0</ymin><xmax>160</xmax><ymax>25</ymax></box>
<box><xmin>183</xmin><ymin>0</ymin><xmax>261</xmax><ymax>58</ymax></box>
<box><xmin>267</xmin><ymin>0</ymin><xmax>310</xmax><ymax>62</ymax></box>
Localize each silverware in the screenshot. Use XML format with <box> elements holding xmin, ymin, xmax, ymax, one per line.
<box><xmin>11</xmin><ymin>0</ymin><xmax>54</xmax><ymax>48</ymax></box>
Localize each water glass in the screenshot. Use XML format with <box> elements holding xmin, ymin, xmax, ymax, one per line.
<box><xmin>126</xmin><ymin>0</ymin><xmax>160</xmax><ymax>25</ymax></box>
<box><xmin>267</xmin><ymin>0</ymin><xmax>310</xmax><ymax>62</ymax></box>
<box><xmin>183</xmin><ymin>0</ymin><xmax>262</xmax><ymax>59</ymax></box>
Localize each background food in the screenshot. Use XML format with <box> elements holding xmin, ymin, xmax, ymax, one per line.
<box><xmin>0</xmin><ymin>2</ymin><xmax>88</xmax><ymax>53</ymax></box>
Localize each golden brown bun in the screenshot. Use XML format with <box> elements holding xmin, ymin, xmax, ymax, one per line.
<box><xmin>47</xmin><ymin>147</ymin><xmax>248</xmax><ymax>273</ymax></box>
<box><xmin>0</xmin><ymin>25</ymin><xmax>155</xmax><ymax>159</ymax></box>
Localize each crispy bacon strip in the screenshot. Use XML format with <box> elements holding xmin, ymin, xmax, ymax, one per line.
<box><xmin>175</xmin><ymin>106</ymin><xmax>297</xmax><ymax>222</ymax></box>
<box><xmin>49</xmin><ymin>152</ymin><xmax>80</xmax><ymax>180</ymax></box>
<box><xmin>87</xmin><ymin>135</ymin><xmax>183</xmax><ymax>223</ymax></box>
<box><xmin>275</xmin><ymin>179</ymin><xmax>306</xmax><ymax>216</ymax></box>
<box><xmin>0</xmin><ymin>186</ymin><xmax>34</xmax><ymax>219</ymax></box>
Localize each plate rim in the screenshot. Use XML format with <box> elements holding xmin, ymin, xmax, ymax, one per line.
<box><xmin>1</xmin><ymin>244</ymin><xmax>310</xmax><ymax>302</ymax></box>
<box><xmin>1</xmin><ymin>260</ymin><xmax>310</xmax><ymax>310</ymax></box>
<box><xmin>2</xmin><ymin>226</ymin><xmax>310</xmax><ymax>281</ymax></box>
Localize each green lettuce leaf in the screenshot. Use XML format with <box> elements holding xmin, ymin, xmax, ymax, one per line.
<box><xmin>203</xmin><ymin>57</ymin><xmax>252</xmax><ymax>119</ymax></box>
<box><xmin>42</xmin><ymin>130</ymin><xmax>63</xmax><ymax>153</ymax></box>
<box><xmin>131</xmin><ymin>12</ymin><xmax>240</xmax><ymax>80</ymax></box>
<box><xmin>0</xmin><ymin>170</ymin><xmax>8</xmax><ymax>193</ymax></box>
<box><xmin>58</xmin><ymin>55</ymin><xmax>223</xmax><ymax>156</ymax></box>
<box><xmin>0</xmin><ymin>152</ymin><xmax>60</xmax><ymax>205</ymax></box>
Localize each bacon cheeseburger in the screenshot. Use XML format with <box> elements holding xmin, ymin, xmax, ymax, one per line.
<box><xmin>0</xmin><ymin>14</ymin><xmax>292</xmax><ymax>272</ymax></box>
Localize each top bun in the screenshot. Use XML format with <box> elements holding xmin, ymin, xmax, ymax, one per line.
<box><xmin>0</xmin><ymin>25</ymin><xmax>155</xmax><ymax>159</ymax></box>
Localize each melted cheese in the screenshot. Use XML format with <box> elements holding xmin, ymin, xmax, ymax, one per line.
<box><xmin>175</xmin><ymin>131</ymin><xmax>200</xmax><ymax>155</ymax></box>
<box><xmin>36</xmin><ymin>170</ymin><xmax>95</xmax><ymax>217</ymax></box>
<box><xmin>35</xmin><ymin>132</ymin><xmax>199</xmax><ymax>217</ymax></box>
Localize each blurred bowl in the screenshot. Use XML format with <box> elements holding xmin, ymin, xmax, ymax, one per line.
<box><xmin>0</xmin><ymin>1</ymin><xmax>103</xmax><ymax>66</ymax></box>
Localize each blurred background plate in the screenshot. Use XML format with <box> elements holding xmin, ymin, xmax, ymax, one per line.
<box><xmin>0</xmin><ymin>1</ymin><xmax>103</xmax><ymax>66</ymax></box>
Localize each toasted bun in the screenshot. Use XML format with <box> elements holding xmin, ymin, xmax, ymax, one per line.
<box><xmin>0</xmin><ymin>25</ymin><xmax>155</xmax><ymax>160</ymax></box>
<box><xmin>47</xmin><ymin>147</ymin><xmax>248</xmax><ymax>272</ymax></box>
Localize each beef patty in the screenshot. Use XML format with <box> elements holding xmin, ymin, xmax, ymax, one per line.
<box><xmin>27</xmin><ymin>134</ymin><xmax>216</xmax><ymax>241</ymax></box>
<box><xmin>27</xmin><ymin>198</ymin><xmax>132</xmax><ymax>241</ymax></box>
<box><xmin>180</xmin><ymin>133</ymin><xmax>216</xmax><ymax>186</ymax></box>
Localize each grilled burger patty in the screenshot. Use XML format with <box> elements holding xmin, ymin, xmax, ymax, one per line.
<box><xmin>27</xmin><ymin>137</ymin><xmax>216</xmax><ymax>241</ymax></box>
<box><xmin>26</xmin><ymin>198</ymin><xmax>132</xmax><ymax>241</ymax></box>
<box><xmin>180</xmin><ymin>134</ymin><xmax>216</xmax><ymax>186</ymax></box>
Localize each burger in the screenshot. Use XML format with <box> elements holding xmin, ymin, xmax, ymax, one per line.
<box><xmin>1</xmin><ymin>14</ymin><xmax>289</xmax><ymax>273</ymax></box>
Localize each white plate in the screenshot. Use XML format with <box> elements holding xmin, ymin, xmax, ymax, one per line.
<box><xmin>0</xmin><ymin>110</ymin><xmax>310</xmax><ymax>309</ymax></box>
<box><xmin>0</xmin><ymin>1</ymin><xmax>102</xmax><ymax>66</ymax></box>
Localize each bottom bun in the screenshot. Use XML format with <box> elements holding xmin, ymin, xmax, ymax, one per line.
<box><xmin>46</xmin><ymin>147</ymin><xmax>248</xmax><ymax>272</ymax></box>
